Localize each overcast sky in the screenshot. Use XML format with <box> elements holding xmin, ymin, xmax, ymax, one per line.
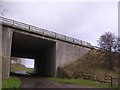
<box><xmin>3</xmin><ymin>0</ymin><xmax>118</xmax><ymax>46</ymax></box>
<box><xmin>2</xmin><ymin>0</ymin><xmax>118</xmax><ymax>68</ymax></box>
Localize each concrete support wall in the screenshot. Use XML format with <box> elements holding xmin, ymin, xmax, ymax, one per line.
<box><xmin>0</xmin><ymin>23</ymin><xmax>2</xmax><ymax>89</ymax></box>
<box><xmin>34</xmin><ymin>43</ymin><xmax>56</xmax><ymax>77</ymax></box>
<box><xmin>34</xmin><ymin>54</ymin><xmax>46</xmax><ymax>76</ymax></box>
<box><xmin>45</xmin><ymin>44</ymin><xmax>56</xmax><ymax>77</ymax></box>
<box><xmin>2</xmin><ymin>27</ymin><xmax>13</xmax><ymax>79</ymax></box>
<box><xmin>55</xmin><ymin>41</ymin><xmax>90</xmax><ymax>77</ymax></box>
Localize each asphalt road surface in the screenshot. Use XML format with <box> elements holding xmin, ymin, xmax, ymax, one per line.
<box><xmin>20</xmin><ymin>76</ymin><xmax>92</xmax><ymax>88</ymax></box>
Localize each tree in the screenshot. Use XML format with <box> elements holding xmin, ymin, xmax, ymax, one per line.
<box><xmin>98</xmin><ymin>32</ymin><xmax>116</xmax><ymax>51</ymax></box>
<box><xmin>117</xmin><ymin>37</ymin><xmax>120</xmax><ymax>53</ymax></box>
<box><xmin>0</xmin><ymin>1</ymin><xmax>3</xmax><ymax>16</ymax></box>
<box><xmin>0</xmin><ymin>1</ymin><xmax>6</xmax><ymax>16</ymax></box>
<box><xmin>11</xmin><ymin>57</ymin><xmax>21</xmax><ymax>64</ymax></box>
<box><xmin>113</xmin><ymin>37</ymin><xmax>120</xmax><ymax>71</ymax></box>
<box><xmin>114</xmin><ymin>37</ymin><xmax>120</xmax><ymax>53</ymax></box>
<box><xmin>98</xmin><ymin>31</ymin><xmax>116</xmax><ymax>70</ymax></box>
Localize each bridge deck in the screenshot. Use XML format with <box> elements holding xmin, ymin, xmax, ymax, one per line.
<box><xmin>0</xmin><ymin>16</ymin><xmax>93</xmax><ymax>48</ymax></box>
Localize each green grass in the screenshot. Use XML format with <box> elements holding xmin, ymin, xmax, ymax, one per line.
<box><xmin>10</xmin><ymin>63</ymin><xmax>34</xmax><ymax>74</ymax></box>
<box><xmin>26</xmin><ymin>68</ymin><xmax>34</xmax><ymax>74</ymax></box>
<box><xmin>0</xmin><ymin>82</ymin><xmax>2</xmax><ymax>90</ymax></box>
<box><xmin>2</xmin><ymin>77</ymin><xmax>21</xmax><ymax>89</ymax></box>
<box><xmin>47</xmin><ymin>78</ymin><xmax>118</xmax><ymax>88</ymax></box>
<box><xmin>10</xmin><ymin>63</ymin><xmax>28</xmax><ymax>72</ymax></box>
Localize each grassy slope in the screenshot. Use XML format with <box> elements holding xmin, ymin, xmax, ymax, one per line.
<box><xmin>2</xmin><ymin>77</ymin><xmax>21</xmax><ymax>89</ymax></box>
<box><xmin>10</xmin><ymin>63</ymin><xmax>33</xmax><ymax>73</ymax></box>
<box><xmin>63</xmin><ymin>49</ymin><xmax>118</xmax><ymax>81</ymax></box>
<box><xmin>2</xmin><ymin>63</ymin><xmax>33</xmax><ymax>89</ymax></box>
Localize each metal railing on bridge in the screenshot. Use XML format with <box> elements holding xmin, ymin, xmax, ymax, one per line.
<box><xmin>0</xmin><ymin>16</ymin><xmax>93</xmax><ymax>48</ymax></box>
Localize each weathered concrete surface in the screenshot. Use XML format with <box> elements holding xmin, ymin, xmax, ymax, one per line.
<box><xmin>0</xmin><ymin>23</ymin><xmax>2</xmax><ymax>89</ymax></box>
<box><xmin>2</xmin><ymin>26</ymin><xmax>13</xmax><ymax>79</ymax></box>
<box><xmin>56</xmin><ymin>41</ymin><xmax>90</xmax><ymax>67</ymax></box>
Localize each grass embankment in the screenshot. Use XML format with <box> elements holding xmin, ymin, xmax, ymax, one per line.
<box><xmin>63</xmin><ymin>49</ymin><xmax>118</xmax><ymax>81</ymax></box>
<box><xmin>2</xmin><ymin>77</ymin><xmax>21</xmax><ymax>89</ymax></box>
<box><xmin>2</xmin><ymin>63</ymin><xmax>34</xmax><ymax>89</ymax></box>
<box><xmin>47</xmin><ymin>78</ymin><xmax>116</xmax><ymax>88</ymax></box>
<box><xmin>10</xmin><ymin>63</ymin><xmax>33</xmax><ymax>73</ymax></box>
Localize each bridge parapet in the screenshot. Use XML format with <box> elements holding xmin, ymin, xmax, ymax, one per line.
<box><xmin>65</xmin><ymin>36</ymin><xmax>74</xmax><ymax>42</ymax></box>
<box><xmin>29</xmin><ymin>26</ymin><xmax>44</xmax><ymax>34</ymax></box>
<box><xmin>1</xmin><ymin>16</ymin><xmax>93</xmax><ymax>48</ymax></box>
<box><xmin>14</xmin><ymin>21</ymin><xmax>29</xmax><ymax>29</ymax></box>
<box><xmin>55</xmin><ymin>33</ymin><xmax>66</xmax><ymax>41</ymax></box>
<box><xmin>44</xmin><ymin>29</ymin><xmax>56</xmax><ymax>38</ymax></box>
<box><xmin>74</xmin><ymin>39</ymin><xmax>82</xmax><ymax>45</ymax></box>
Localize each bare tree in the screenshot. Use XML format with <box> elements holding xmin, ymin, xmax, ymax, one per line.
<box><xmin>0</xmin><ymin>1</ymin><xmax>6</xmax><ymax>16</ymax></box>
<box><xmin>98</xmin><ymin>32</ymin><xmax>116</xmax><ymax>51</ymax></box>
<box><xmin>113</xmin><ymin>37</ymin><xmax>120</xmax><ymax>52</ymax></box>
<box><xmin>98</xmin><ymin>31</ymin><xmax>116</xmax><ymax>70</ymax></box>
<box><xmin>11</xmin><ymin>57</ymin><xmax>22</xmax><ymax>64</ymax></box>
<box><xmin>113</xmin><ymin>37</ymin><xmax>120</xmax><ymax>72</ymax></box>
<box><xmin>0</xmin><ymin>1</ymin><xmax>3</xmax><ymax>16</ymax></box>
<box><xmin>116</xmin><ymin>37</ymin><xmax>120</xmax><ymax>53</ymax></box>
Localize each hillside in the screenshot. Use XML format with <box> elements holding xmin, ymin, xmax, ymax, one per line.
<box><xmin>10</xmin><ymin>63</ymin><xmax>27</xmax><ymax>72</ymax></box>
<box><xmin>10</xmin><ymin>63</ymin><xmax>33</xmax><ymax>74</ymax></box>
<box><xmin>63</xmin><ymin>49</ymin><xmax>119</xmax><ymax>81</ymax></box>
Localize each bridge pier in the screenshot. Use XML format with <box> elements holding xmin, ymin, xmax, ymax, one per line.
<box><xmin>34</xmin><ymin>56</ymin><xmax>47</xmax><ymax>76</ymax></box>
<box><xmin>2</xmin><ymin>27</ymin><xmax>13</xmax><ymax>79</ymax></box>
<box><xmin>34</xmin><ymin>44</ymin><xmax>56</xmax><ymax>77</ymax></box>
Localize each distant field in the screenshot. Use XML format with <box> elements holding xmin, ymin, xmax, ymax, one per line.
<box><xmin>10</xmin><ymin>63</ymin><xmax>33</xmax><ymax>73</ymax></box>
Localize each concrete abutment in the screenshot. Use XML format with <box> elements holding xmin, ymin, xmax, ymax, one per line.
<box><xmin>55</xmin><ymin>41</ymin><xmax>90</xmax><ymax>77</ymax></box>
<box><xmin>2</xmin><ymin>27</ymin><xmax>13</xmax><ymax>79</ymax></box>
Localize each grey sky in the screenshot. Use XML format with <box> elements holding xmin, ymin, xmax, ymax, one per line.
<box><xmin>3</xmin><ymin>1</ymin><xmax>118</xmax><ymax>46</ymax></box>
<box><xmin>21</xmin><ymin>59</ymin><xmax>34</xmax><ymax>68</ymax></box>
<box><xmin>2</xmin><ymin>1</ymin><xmax>118</xmax><ymax>68</ymax></box>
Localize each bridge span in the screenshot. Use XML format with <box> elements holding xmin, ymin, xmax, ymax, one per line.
<box><xmin>1</xmin><ymin>17</ymin><xmax>93</xmax><ymax>79</ymax></box>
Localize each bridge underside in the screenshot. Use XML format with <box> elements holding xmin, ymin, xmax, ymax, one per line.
<box><xmin>11</xmin><ymin>31</ymin><xmax>56</xmax><ymax>77</ymax></box>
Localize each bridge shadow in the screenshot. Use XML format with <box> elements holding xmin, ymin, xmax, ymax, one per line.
<box><xmin>11</xmin><ymin>31</ymin><xmax>56</xmax><ymax>77</ymax></box>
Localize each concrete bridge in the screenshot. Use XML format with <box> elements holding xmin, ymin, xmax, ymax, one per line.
<box><xmin>1</xmin><ymin>17</ymin><xmax>93</xmax><ymax>79</ymax></box>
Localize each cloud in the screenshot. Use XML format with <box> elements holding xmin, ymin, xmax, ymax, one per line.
<box><xmin>3</xmin><ymin>0</ymin><xmax>119</xmax><ymax>2</ymax></box>
<box><xmin>3</xmin><ymin>2</ymin><xmax>118</xmax><ymax>45</ymax></box>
